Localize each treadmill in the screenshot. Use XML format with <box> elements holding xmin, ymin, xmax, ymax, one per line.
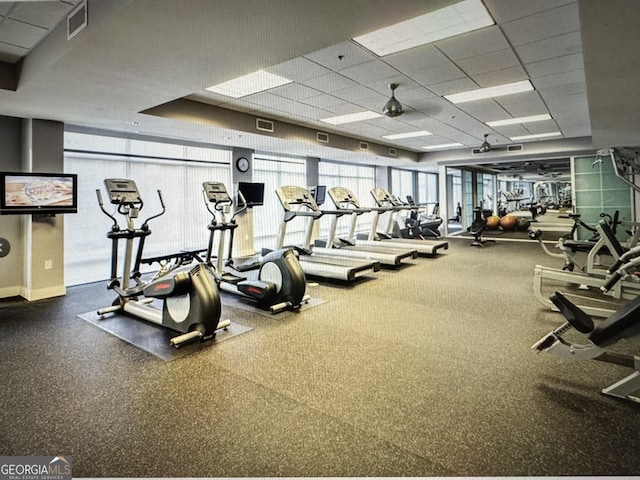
<box><xmin>314</xmin><ymin>186</ymin><xmax>418</xmax><ymax>267</ymax></box>
<box><xmin>367</xmin><ymin>188</ymin><xmax>448</xmax><ymax>255</ymax></box>
<box><xmin>275</xmin><ymin>185</ymin><xmax>379</xmax><ymax>282</ymax></box>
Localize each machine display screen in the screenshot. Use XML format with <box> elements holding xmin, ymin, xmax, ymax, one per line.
<box><xmin>237</xmin><ymin>182</ymin><xmax>265</xmax><ymax>207</ymax></box>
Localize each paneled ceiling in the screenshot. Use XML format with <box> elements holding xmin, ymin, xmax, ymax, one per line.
<box><xmin>0</xmin><ymin>0</ymin><xmax>638</xmax><ymax>170</ymax></box>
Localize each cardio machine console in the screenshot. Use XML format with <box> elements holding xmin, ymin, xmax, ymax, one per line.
<box><xmin>104</xmin><ymin>178</ymin><xmax>141</xmax><ymax>204</ymax></box>
<box><xmin>203</xmin><ymin>181</ymin><xmax>231</xmax><ymax>204</ymax></box>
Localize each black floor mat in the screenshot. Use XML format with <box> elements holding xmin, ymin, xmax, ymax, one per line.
<box><xmin>78</xmin><ymin>310</ymin><xmax>252</xmax><ymax>361</ymax></box>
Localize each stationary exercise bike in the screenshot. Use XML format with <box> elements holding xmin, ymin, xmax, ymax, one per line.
<box><xmin>202</xmin><ymin>181</ymin><xmax>309</xmax><ymax>313</ymax></box>
<box><xmin>96</xmin><ymin>178</ymin><xmax>229</xmax><ymax>347</ymax></box>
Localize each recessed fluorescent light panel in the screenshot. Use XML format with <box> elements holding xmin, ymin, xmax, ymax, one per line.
<box><xmin>353</xmin><ymin>0</ymin><xmax>494</xmax><ymax>56</ymax></box>
<box><xmin>382</xmin><ymin>130</ymin><xmax>432</xmax><ymax>140</ymax></box>
<box><xmin>444</xmin><ymin>80</ymin><xmax>534</xmax><ymax>104</ymax></box>
<box><xmin>486</xmin><ymin>113</ymin><xmax>552</xmax><ymax>127</ymax></box>
<box><xmin>320</xmin><ymin>111</ymin><xmax>383</xmax><ymax>125</ymax></box>
<box><xmin>206</xmin><ymin>70</ymin><xmax>292</xmax><ymax>98</ymax></box>
<box><xmin>422</xmin><ymin>143</ymin><xmax>464</xmax><ymax>150</ymax></box>
<box><xmin>509</xmin><ymin>132</ymin><xmax>562</xmax><ymax>141</ymax></box>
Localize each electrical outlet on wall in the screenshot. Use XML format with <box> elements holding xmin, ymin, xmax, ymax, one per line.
<box><xmin>45</xmin><ymin>260</ymin><xmax>53</xmax><ymax>270</ymax></box>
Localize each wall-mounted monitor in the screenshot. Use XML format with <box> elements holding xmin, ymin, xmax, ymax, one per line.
<box><xmin>0</xmin><ymin>172</ymin><xmax>78</xmax><ymax>215</ymax></box>
<box><xmin>237</xmin><ymin>182</ymin><xmax>265</xmax><ymax>207</ymax></box>
<box><xmin>311</xmin><ymin>185</ymin><xmax>326</xmax><ymax>206</ymax></box>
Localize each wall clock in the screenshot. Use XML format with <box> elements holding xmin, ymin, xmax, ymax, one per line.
<box><xmin>235</xmin><ymin>156</ymin><xmax>250</xmax><ymax>172</ymax></box>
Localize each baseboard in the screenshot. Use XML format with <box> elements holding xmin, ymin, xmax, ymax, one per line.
<box><xmin>0</xmin><ymin>286</ymin><xmax>21</xmax><ymax>299</ymax></box>
<box><xmin>20</xmin><ymin>285</ymin><xmax>67</xmax><ymax>301</ymax></box>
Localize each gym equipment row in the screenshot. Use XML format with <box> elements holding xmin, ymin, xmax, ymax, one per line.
<box><xmin>533</xmin><ymin>287</ymin><xmax>640</xmax><ymax>404</ymax></box>
<box><xmin>95</xmin><ymin>178</ymin><xmax>309</xmax><ymax>348</ymax></box>
<box><xmin>274</xmin><ymin>185</ymin><xmax>449</xmax><ymax>282</ymax></box>
<box><xmin>94</xmin><ymin>179</ymin><xmax>450</xmax><ymax>347</ymax></box>
<box><xmin>532</xmin><ymin>218</ymin><xmax>640</xmax><ymax>317</ymax></box>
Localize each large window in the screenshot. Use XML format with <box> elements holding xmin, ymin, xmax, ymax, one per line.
<box><xmin>253</xmin><ymin>154</ymin><xmax>306</xmax><ymax>249</ymax></box>
<box><xmin>318</xmin><ymin>161</ymin><xmax>376</xmax><ymax>239</ymax></box>
<box><xmin>390</xmin><ymin>169</ymin><xmax>414</xmax><ymax>203</ymax></box>
<box><xmin>417</xmin><ymin>171</ymin><xmax>438</xmax><ymax>214</ymax></box>
<box><xmin>64</xmin><ymin>132</ymin><xmax>230</xmax><ymax>285</ymax></box>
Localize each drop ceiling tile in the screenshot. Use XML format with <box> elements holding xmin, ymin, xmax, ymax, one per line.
<box><xmin>525</xmin><ymin>53</ymin><xmax>584</xmax><ymax>78</ymax></box>
<box><xmin>271</xmin><ymin>83</ymin><xmax>322</xmax><ymax>101</ymax></box>
<box><xmin>484</xmin><ymin>0</ymin><xmax>576</xmax><ymax>24</ymax></box>
<box><xmin>522</xmin><ymin>119</ymin><xmax>561</xmax><ymax>134</ymax></box>
<box><xmin>11</xmin><ymin>1</ymin><xmax>71</xmax><ymax>27</ymax></box>
<box><xmin>457</xmin><ymin>48</ymin><xmax>520</xmax><ymax>76</ymax></box>
<box><xmin>490</xmin><ymin>124</ymin><xmax>531</xmax><ymax>138</ymax></box>
<box><xmin>299</xmin><ymin>72</ymin><xmax>359</xmax><ymax>93</ymax></box>
<box><xmin>272</xmin><ymin>101</ymin><xmax>330</xmax><ymax>121</ymax></box>
<box><xmin>515</xmin><ymin>31</ymin><xmax>582</xmax><ymax>64</ymax></box>
<box><xmin>303</xmin><ymin>41</ymin><xmax>375</xmax><ymax>71</ymax></box>
<box><xmin>470</xmin><ymin>65</ymin><xmax>528</xmax><ymax>87</ymax></box>
<box><xmin>384</xmin><ymin>43</ymin><xmax>450</xmax><ymax>73</ymax></box>
<box><xmin>242</xmin><ymin>92</ymin><xmax>297</xmax><ymax>110</ymax></box>
<box><xmin>500</xmin><ymin>3</ymin><xmax>580</xmax><ymax>47</ymax></box>
<box><xmin>434</xmin><ymin>26</ymin><xmax>510</xmax><ymax>60</ymax></box>
<box><xmin>338</xmin><ymin>59</ymin><xmax>401</xmax><ymax>84</ymax></box>
<box><xmin>302</xmin><ymin>92</ymin><xmax>352</xmax><ymax>109</ymax></box>
<box><xmin>531</xmin><ymin>68</ymin><xmax>585</xmax><ymax>90</ymax></box>
<box><xmin>411</xmin><ymin>62</ymin><xmax>466</xmax><ymax>86</ymax></box>
<box><xmin>494</xmin><ymin>91</ymin><xmax>548</xmax><ymax>117</ymax></box>
<box><xmin>0</xmin><ymin>3</ymin><xmax>11</xmax><ymax>16</ymax></box>
<box><xmin>332</xmin><ymin>84</ymin><xmax>381</xmax><ymax>102</ymax></box>
<box><xmin>0</xmin><ymin>41</ymin><xmax>27</xmax><ymax>63</ymax></box>
<box><xmin>0</xmin><ymin>18</ymin><xmax>47</xmax><ymax>49</ymax></box>
<box><xmin>458</xmin><ymin>99</ymin><xmax>509</xmax><ymax>122</ymax></box>
<box><xmin>267</xmin><ymin>57</ymin><xmax>333</xmax><ymax>82</ymax></box>
<box><xmin>351</xmin><ymin>93</ymin><xmax>393</xmax><ymax>112</ymax></box>
<box><xmin>391</xmin><ymin>85</ymin><xmax>438</xmax><ymax>106</ymax></box>
<box><xmin>428</xmin><ymin>77</ymin><xmax>478</xmax><ymax>96</ymax></box>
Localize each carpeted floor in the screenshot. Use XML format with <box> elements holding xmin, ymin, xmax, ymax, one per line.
<box><xmin>1</xmin><ymin>236</ymin><xmax>639</xmax><ymax>478</ymax></box>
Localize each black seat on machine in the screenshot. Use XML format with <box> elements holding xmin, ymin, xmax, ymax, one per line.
<box><xmin>468</xmin><ymin>207</ymin><xmax>494</xmax><ymax>247</ymax></box>
<box><xmin>589</xmin><ymin>294</ymin><xmax>640</xmax><ymax>348</ymax></box>
<box><xmin>549</xmin><ymin>291</ymin><xmax>594</xmax><ymax>333</ymax></box>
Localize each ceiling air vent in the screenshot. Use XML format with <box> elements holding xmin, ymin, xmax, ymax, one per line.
<box><xmin>256</xmin><ymin>118</ymin><xmax>274</xmax><ymax>132</ymax></box>
<box><xmin>389</xmin><ymin>148</ymin><xmax>397</xmax><ymax>157</ymax></box>
<box><xmin>316</xmin><ymin>132</ymin><xmax>329</xmax><ymax>143</ymax></box>
<box><xmin>359</xmin><ymin>141</ymin><xmax>369</xmax><ymax>151</ymax></box>
<box><xmin>67</xmin><ymin>1</ymin><xmax>88</xmax><ymax>40</ymax></box>
<box><xmin>507</xmin><ymin>144</ymin><xmax>523</xmax><ymax>152</ymax></box>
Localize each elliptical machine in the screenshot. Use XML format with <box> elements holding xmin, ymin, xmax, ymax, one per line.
<box><xmin>202</xmin><ymin>181</ymin><xmax>309</xmax><ymax>313</ymax></box>
<box><xmin>96</xmin><ymin>178</ymin><xmax>229</xmax><ymax>347</ymax></box>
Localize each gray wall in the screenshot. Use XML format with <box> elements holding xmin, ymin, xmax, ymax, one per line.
<box><xmin>0</xmin><ymin>116</ymin><xmax>23</xmax><ymax>297</ymax></box>
<box><xmin>0</xmin><ymin>116</ymin><xmax>66</xmax><ymax>300</ymax></box>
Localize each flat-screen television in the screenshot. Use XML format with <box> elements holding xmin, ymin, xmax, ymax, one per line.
<box><xmin>311</xmin><ymin>185</ymin><xmax>326</xmax><ymax>206</ymax></box>
<box><xmin>0</xmin><ymin>172</ymin><xmax>78</xmax><ymax>215</ymax></box>
<box><xmin>237</xmin><ymin>182</ymin><xmax>265</xmax><ymax>207</ymax></box>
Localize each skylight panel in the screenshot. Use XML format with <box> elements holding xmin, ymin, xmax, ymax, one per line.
<box><xmin>509</xmin><ymin>132</ymin><xmax>562</xmax><ymax>141</ymax></box>
<box><xmin>206</xmin><ymin>70</ymin><xmax>292</xmax><ymax>98</ymax></box>
<box><xmin>444</xmin><ymin>80</ymin><xmax>534</xmax><ymax>104</ymax></box>
<box><xmin>382</xmin><ymin>130</ymin><xmax>432</xmax><ymax>140</ymax></box>
<box><xmin>353</xmin><ymin>0</ymin><xmax>494</xmax><ymax>56</ymax></box>
<box><xmin>319</xmin><ymin>111</ymin><xmax>383</xmax><ymax>125</ymax></box>
<box><xmin>421</xmin><ymin>143</ymin><xmax>464</xmax><ymax>150</ymax></box>
<box><xmin>486</xmin><ymin>114</ymin><xmax>552</xmax><ymax>127</ymax></box>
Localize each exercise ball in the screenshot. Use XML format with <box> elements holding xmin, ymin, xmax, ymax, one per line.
<box><xmin>486</xmin><ymin>216</ymin><xmax>501</xmax><ymax>230</ymax></box>
<box><xmin>500</xmin><ymin>215</ymin><xmax>518</xmax><ymax>230</ymax></box>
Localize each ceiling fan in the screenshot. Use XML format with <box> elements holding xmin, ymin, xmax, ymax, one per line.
<box><xmin>383</xmin><ymin>83</ymin><xmax>404</xmax><ymax>117</ymax></box>
<box><xmin>476</xmin><ymin>134</ymin><xmax>515</xmax><ymax>154</ymax></box>
<box><xmin>479</xmin><ymin>134</ymin><xmax>492</xmax><ymax>152</ymax></box>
